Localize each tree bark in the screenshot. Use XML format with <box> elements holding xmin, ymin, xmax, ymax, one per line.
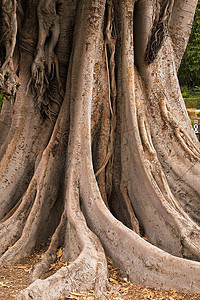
<box><xmin>0</xmin><ymin>0</ymin><xmax>199</xmax><ymax>298</ymax></box>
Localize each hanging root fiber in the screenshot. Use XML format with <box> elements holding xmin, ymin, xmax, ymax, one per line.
<box><xmin>29</xmin><ymin>0</ymin><xmax>64</xmax><ymax>121</ymax></box>
<box><xmin>0</xmin><ymin>0</ymin><xmax>19</xmax><ymax>100</ymax></box>
<box><xmin>145</xmin><ymin>0</ymin><xmax>174</xmax><ymax>64</ymax></box>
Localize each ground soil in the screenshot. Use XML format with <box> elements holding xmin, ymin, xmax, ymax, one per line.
<box><xmin>0</xmin><ymin>243</ymin><xmax>200</xmax><ymax>300</ymax></box>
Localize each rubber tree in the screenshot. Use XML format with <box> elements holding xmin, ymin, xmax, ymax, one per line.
<box><xmin>0</xmin><ymin>0</ymin><xmax>200</xmax><ymax>299</ymax></box>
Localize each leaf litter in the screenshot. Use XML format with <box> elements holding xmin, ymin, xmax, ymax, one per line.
<box><xmin>0</xmin><ymin>243</ymin><xmax>200</xmax><ymax>299</ymax></box>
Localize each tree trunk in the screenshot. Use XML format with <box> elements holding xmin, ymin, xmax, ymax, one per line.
<box><xmin>0</xmin><ymin>0</ymin><xmax>200</xmax><ymax>299</ymax></box>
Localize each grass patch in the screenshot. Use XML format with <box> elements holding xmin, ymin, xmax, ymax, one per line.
<box><xmin>184</xmin><ymin>97</ymin><xmax>200</xmax><ymax>109</ymax></box>
<box><xmin>181</xmin><ymin>86</ymin><xmax>200</xmax><ymax>98</ymax></box>
<box><xmin>181</xmin><ymin>86</ymin><xmax>200</xmax><ymax>109</ymax></box>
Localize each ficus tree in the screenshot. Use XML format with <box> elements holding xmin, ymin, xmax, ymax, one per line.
<box><xmin>0</xmin><ymin>0</ymin><xmax>200</xmax><ymax>299</ymax></box>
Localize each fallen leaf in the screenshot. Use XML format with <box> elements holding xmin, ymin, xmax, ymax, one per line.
<box><xmin>144</xmin><ymin>293</ymin><xmax>154</xmax><ymax>299</ymax></box>
<box><xmin>57</xmin><ymin>248</ymin><xmax>62</xmax><ymax>258</ymax></box>
<box><xmin>109</xmin><ymin>278</ymin><xmax>119</xmax><ymax>284</ymax></box>
<box><xmin>17</xmin><ymin>265</ymin><xmax>29</xmax><ymax>269</ymax></box>
<box><xmin>50</xmin><ymin>263</ymin><xmax>56</xmax><ymax>267</ymax></box>
<box><xmin>0</xmin><ymin>282</ymin><xmax>10</xmax><ymax>287</ymax></box>
<box><xmin>70</xmin><ymin>292</ymin><xmax>84</xmax><ymax>296</ymax></box>
<box><xmin>17</xmin><ymin>266</ymin><xmax>29</xmax><ymax>269</ymax></box>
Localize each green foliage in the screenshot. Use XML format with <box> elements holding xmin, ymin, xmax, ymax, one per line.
<box><xmin>184</xmin><ymin>97</ymin><xmax>200</xmax><ymax>109</ymax></box>
<box><xmin>0</xmin><ymin>93</ymin><xmax>3</xmax><ymax>112</ymax></box>
<box><xmin>181</xmin><ymin>85</ymin><xmax>200</xmax><ymax>98</ymax></box>
<box><xmin>181</xmin><ymin>85</ymin><xmax>200</xmax><ymax>109</ymax></box>
<box><xmin>178</xmin><ymin>1</ymin><xmax>200</xmax><ymax>87</ymax></box>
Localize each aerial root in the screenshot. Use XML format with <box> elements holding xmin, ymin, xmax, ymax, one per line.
<box><xmin>134</xmin><ymin>67</ymin><xmax>157</xmax><ymax>158</ymax></box>
<box><xmin>145</xmin><ymin>0</ymin><xmax>175</xmax><ymax>64</ymax></box>
<box><xmin>29</xmin><ymin>0</ymin><xmax>64</xmax><ymax>118</ymax></box>
<box><xmin>138</xmin><ymin>112</ymin><xmax>157</xmax><ymax>157</ymax></box>
<box><xmin>0</xmin><ymin>0</ymin><xmax>19</xmax><ymax>98</ymax></box>
<box><xmin>0</xmin><ymin>63</ymin><xmax>20</xmax><ymax>100</ymax></box>
<box><xmin>1</xmin><ymin>0</ymin><xmax>17</xmax><ymax>69</ymax></box>
<box><xmin>95</xmin><ymin>0</ymin><xmax>116</xmax><ymax>201</ymax></box>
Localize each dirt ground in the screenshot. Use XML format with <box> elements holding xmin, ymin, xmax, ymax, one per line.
<box><xmin>0</xmin><ymin>244</ymin><xmax>200</xmax><ymax>300</ymax></box>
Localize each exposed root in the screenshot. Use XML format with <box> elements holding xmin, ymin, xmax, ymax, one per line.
<box><xmin>79</xmin><ymin>78</ymin><xmax>200</xmax><ymax>291</ymax></box>
<box><xmin>143</xmin><ymin>34</ymin><xmax>200</xmax><ymax>225</ymax></box>
<box><xmin>0</xmin><ymin>51</ymin><xmax>70</xmax><ymax>270</ymax></box>
<box><xmin>79</xmin><ymin>137</ymin><xmax>200</xmax><ymax>290</ymax></box>
<box><xmin>0</xmin><ymin>142</ymin><xmax>65</xmax><ymax>265</ymax></box>
<box><xmin>18</xmin><ymin>136</ymin><xmax>109</xmax><ymax>299</ymax></box>
<box><xmin>81</xmin><ymin>174</ymin><xmax>200</xmax><ymax>293</ymax></box>
<box><xmin>133</xmin><ymin>69</ymin><xmax>200</xmax><ymax>261</ymax></box>
<box><xmin>0</xmin><ymin>104</ymin><xmax>54</xmax><ymax>221</ymax></box>
<box><xmin>1</xmin><ymin>2</ymin><xmax>110</xmax><ymax>298</ymax></box>
<box><xmin>0</xmin><ymin>179</ymin><xmax>36</xmax><ymax>258</ymax></box>
<box><xmin>17</xmin><ymin>244</ymin><xmax>109</xmax><ymax>300</ymax></box>
<box><xmin>78</xmin><ymin>48</ymin><xmax>200</xmax><ymax>289</ymax></box>
<box><xmin>119</xmin><ymin>1</ymin><xmax>200</xmax><ymax>262</ymax></box>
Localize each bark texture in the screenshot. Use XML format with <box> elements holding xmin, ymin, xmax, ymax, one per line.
<box><xmin>0</xmin><ymin>0</ymin><xmax>200</xmax><ymax>299</ymax></box>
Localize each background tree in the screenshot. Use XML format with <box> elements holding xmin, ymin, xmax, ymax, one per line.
<box><xmin>178</xmin><ymin>0</ymin><xmax>200</xmax><ymax>88</ymax></box>
<box><xmin>0</xmin><ymin>0</ymin><xmax>200</xmax><ymax>299</ymax></box>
